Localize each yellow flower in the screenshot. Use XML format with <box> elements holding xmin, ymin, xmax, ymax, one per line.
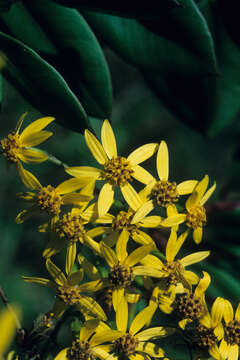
<box><xmin>77</xmin><ymin>237</ymin><xmax>163</xmax><ymax>312</ymax></box>
<box><xmin>66</xmin><ymin>119</ymin><xmax>158</xmax><ymax>217</ymax></box>
<box><xmin>0</xmin><ymin>113</ymin><xmax>54</xmax><ymax>166</ymax></box>
<box><xmin>16</xmin><ymin>165</ymin><xmax>92</xmax><ymax>224</ymax></box>
<box><xmin>55</xmin><ymin>318</ymin><xmax>123</xmax><ymax>360</ymax></box>
<box><xmin>195</xmin><ymin>297</ymin><xmax>225</xmax><ymax>360</ymax></box>
<box><xmin>22</xmin><ymin>259</ymin><xmax>107</xmax><ymax>321</ymax></box>
<box><xmin>108</xmin><ymin>299</ymin><xmax>174</xmax><ymax>360</ymax></box>
<box><xmin>0</xmin><ymin>306</ymin><xmax>20</xmax><ymax>359</ymax></box>
<box><xmin>218</xmin><ymin>300</ymin><xmax>240</xmax><ymax>360</ymax></box>
<box><xmin>161</xmin><ymin>175</ymin><xmax>216</xmax><ymax>244</ymax></box>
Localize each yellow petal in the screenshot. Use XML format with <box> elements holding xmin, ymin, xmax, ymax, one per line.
<box><xmin>193</xmin><ymin>227</ymin><xmax>203</xmax><ymax>244</ymax></box>
<box><xmin>131</xmin><ymin>201</ymin><xmax>154</xmax><ymax>225</ymax></box>
<box><xmin>133</xmin><ymin>266</ymin><xmax>165</xmax><ymax>278</ymax></box>
<box><xmin>80</xmin><ymin>319</ymin><xmax>100</xmax><ymax>342</ymax></box>
<box><xmin>136</xmin><ymin>342</ymin><xmax>164</xmax><ymax>358</ymax></box>
<box><xmin>92</xmin><ymin>347</ymin><xmax>116</xmax><ymax>360</ymax></box>
<box><xmin>140</xmin><ymin>254</ymin><xmax>163</xmax><ymax>269</ymax></box>
<box><xmin>98</xmin><ymin>183</ymin><xmax>114</xmax><ymax>217</ymax></box>
<box><xmin>157</xmin><ymin>141</ymin><xmax>169</xmax><ymax>181</ymax></box>
<box><xmin>21</xmin><ymin>130</ymin><xmax>53</xmax><ymax>147</ymax></box>
<box><xmin>18</xmin><ymin>148</ymin><xmax>48</xmax><ymax>163</ymax></box>
<box><xmin>0</xmin><ymin>307</ymin><xmax>19</xmax><ymax>356</ymax></box>
<box><xmin>78</xmin><ymin>255</ymin><xmax>100</xmax><ymax>281</ymax></box>
<box><xmin>199</xmin><ymin>312</ymin><xmax>211</xmax><ymax>328</ymax></box>
<box><xmin>130</xmin><ymin>306</ymin><xmax>153</xmax><ymax>335</ymax></box>
<box><xmin>166</xmin><ymin>230</ymin><xmax>188</xmax><ymax>263</ymax></box>
<box><xmin>15</xmin><ymin>206</ymin><xmax>39</xmax><ymax>224</ymax></box>
<box><xmin>140</xmin><ymin>216</ymin><xmax>162</xmax><ymax>228</ymax></box>
<box><xmin>65</xmin><ymin>166</ymin><xmax>103</xmax><ymax>180</ymax></box>
<box><xmin>132</xmin><ymin>164</ymin><xmax>154</xmax><ymax>185</ymax></box>
<box><xmin>127</xmin><ymin>143</ymin><xmax>158</xmax><ymax>165</ymax></box>
<box><xmin>20</xmin><ymin>116</ymin><xmax>55</xmax><ymax>143</ymax></box>
<box><xmin>180</xmin><ymin>251</ymin><xmax>210</xmax><ymax>267</ymax></box>
<box><xmin>211</xmin><ymin>297</ymin><xmax>225</xmax><ymax>328</ymax></box>
<box><xmin>138</xmin><ymin>180</ymin><xmax>155</xmax><ymax>203</ymax></box>
<box><xmin>235</xmin><ymin>303</ymin><xmax>240</xmax><ymax>321</ymax></box>
<box><xmin>116</xmin><ymin>295</ymin><xmax>128</xmax><ymax>332</ymax></box>
<box><xmin>136</xmin><ymin>327</ymin><xmax>170</xmax><ymax>341</ymax></box>
<box><xmin>68</xmin><ymin>269</ymin><xmax>84</xmax><ymax>286</ymax></box>
<box><xmin>228</xmin><ymin>344</ymin><xmax>239</xmax><ymax>360</ymax></box>
<box><xmin>17</xmin><ymin>162</ymin><xmax>42</xmax><ymax>190</ymax></box>
<box><xmin>86</xmin><ymin>227</ymin><xmax>111</xmax><ymax>239</ymax></box>
<box><xmin>79</xmin><ymin>279</ymin><xmax>107</xmax><ymax>293</ymax></box>
<box><xmin>100</xmin><ymin>242</ymin><xmax>118</xmax><ymax>267</ymax></box>
<box><xmin>125</xmin><ymin>293</ymin><xmax>140</xmax><ymax>304</ymax></box>
<box><xmin>125</xmin><ymin>244</ymin><xmax>154</xmax><ymax>267</ymax></box>
<box><xmin>184</xmin><ymin>270</ymin><xmax>199</xmax><ymax>285</ymax></box>
<box><xmin>62</xmin><ymin>193</ymin><xmax>92</xmax><ymax>205</ymax></box>
<box><xmin>116</xmin><ymin>229</ymin><xmax>129</xmax><ymax>263</ymax></box>
<box><xmin>208</xmin><ymin>344</ymin><xmax>223</xmax><ymax>360</ymax></box>
<box><xmin>22</xmin><ymin>276</ymin><xmax>57</xmax><ymax>290</ymax></box>
<box><xmin>178</xmin><ymin>318</ymin><xmax>192</xmax><ymax>330</ymax></box>
<box><xmin>101</xmin><ymin>119</ymin><xmax>117</xmax><ymax>159</ymax></box>
<box><xmin>56</xmin><ymin>177</ymin><xmax>90</xmax><ymax>194</ymax></box>
<box><xmin>91</xmin><ymin>330</ymin><xmax>124</xmax><ymax>347</ymax></box>
<box><xmin>46</xmin><ymin>258</ymin><xmax>67</xmax><ymax>286</ymax></box>
<box><xmin>65</xmin><ymin>242</ymin><xmax>77</xmax><ymax>276</ymax></box>
<box><xmin>15</xmin><ymin>112</ymin><xmax>27</xmax><ymax>133</ymax></box>
<box><xmin>194</xmin><ymin>271</ymin><xmax>211</xmax><ymax>298</ymax></box>
<box><xmin>132</xmin><ymin>231</ymin><xmax>156</xmax><ymax>247</ymax></box>
<box><xmin>185</xmin><ymin>191</ymin><xmax>199</xmax><ymax>211</ymax></box>
<box><xmin>223</xmin><ymin>299</ymin><xmax>234</xmax><ymax>323</ymax></box>
<box><xmin>84</xmin><ymin>235</ymin><xmax>101</xmax><ymax>255</ymax></box>
<box><xmin>200</xmin><ymin>181</ymin><xmax>216</xmax><ymax>206</ymax></box>
<box><xmin>112</xmin><ymin>287</ymin><xmax>124</xmax><ymax>312</ymax></box>
<box><xmin>177</xmin><ymin>180</ymin><xmax>198</xmax><ymax>195</ymax></box>
<box><xmin>161</xmin><ymin>214</ymin><xmax>186</xmax><ymax>228</ymax></box>
<box><xmin>219</xmin><ymin>338</ymin><xmax>230</xmax><ymax>359</ymax></box>
<box><xmin>77</xmin><ymin>296</ymin><xmax>107</xmax><ymax>320</ymax></box>
<box><xmin>121</xmin><ymin>182</ymin><xmax>142</xmax><ymax>212</ymax></box>
<box><xmin>194</xmin><ymin>174</ymin><xmax>209</xmax><ymax>200</ymax></box>
<box><xmin>54</xmin><ymin>349</ymin><xmax>68</xmax><ymax>360</ymax></box>
<box><xmin>85</xmin><ymin>129</ymin><xmax>108</xmax><ymax>164</ymax></box>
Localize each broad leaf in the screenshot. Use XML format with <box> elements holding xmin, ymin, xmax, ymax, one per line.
<box><xmin>0</xmin><ymin>31</ymin><xmax>89</xmax><ymax>132</ymax></box>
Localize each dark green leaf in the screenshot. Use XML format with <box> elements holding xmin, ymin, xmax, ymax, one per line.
<box><xmin>0</xmin><ymin>0</ymin><xmax>17</xmax><ymax>12</ymax></box>
<box><xmin>1</xmin><ymin>1</ymin><xmax>112</xmax><ymax>118</ymax></box>
<box><xmin>0</xmin><ymin>31</ymin><xmax>89</xmax><ymax>132</ymax></box>
<box><xmin>49</xmin><ymin>0</ymin><xmax>180</xmax><ymax>19</ymax></box>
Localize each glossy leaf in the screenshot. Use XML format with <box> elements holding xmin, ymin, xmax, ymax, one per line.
<box><xmin>0</xmin><ymin>30</ymin><xmax>89</xmax><ymax>132</ymax></box>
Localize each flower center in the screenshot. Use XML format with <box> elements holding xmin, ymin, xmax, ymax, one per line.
<box><xmin>114</xmin><ymin>333</ymin><xmax>139</xmax><ymax>356</ymax></box>
<box><xmin>225</xmin><ymin>319</ymin><xmax>240</xmax><ymax>345</ymax></box>
<box><xmin>163</xmin><ymin>261</ymin><xmax>185</xmax><ymax>286</ymax></box>
<box><xmin>103</xmin><ymin>156</ymin><xmax>134</xmax><ymax>187</ymax></box>
<box><xmin>109</xmin><ymin>263</ymin><xmax>134</xmax><ymax>288</ymax></box>
<box><xmin>67</xmin><ymin>339</ymin><xmax>94</xmax><ymax>360</ymax></box>
<box><xmin>56</xmin><ymin>213</ymin><xmax>85</xmax><ymax>243</ymax></box>
<box><xmin>1</xmin><ymin>132</ymin><xmax>21</xmax><ymax>163</ymax></box>
<box><xmin>177</xmin><ymin>293</ymin><xmax>204</xmax><ymax>320</ymax></box>
<box><xmin>150</xmin><ymin>180</ymin><xmax>179</xmax><ymax>207</ymax></box>
<box><xmin>57</xmin><ymin>285</ymin><xmax>81</xmax><ymax>305</ymax></box>
<box><xmin>37</xmin><ymin>185</ymin><xmax>62</xmax><ymax>215</ymax></box>
<box><xmin>112</xmin><ymin>211</ymin><xmax>140</xmax><ymax>235</ymax></box>
<box><xmin>186</xmin><ymin>206</ymin><xmax>206</xmax><ymax>229</ymax></box>
<box><xmin>196</xmin><ymin>324</ymin><xmax>218</xmax><ymax>348</ymax></box>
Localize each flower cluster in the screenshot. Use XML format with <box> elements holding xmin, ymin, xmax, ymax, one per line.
<box><xmin>1</xmin><ymin>116</ymin><xmax>239</xmax><ymax>360</ymax></box>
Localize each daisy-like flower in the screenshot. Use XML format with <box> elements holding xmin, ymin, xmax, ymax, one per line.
<box><xmin>161</xmin><ymin>175</ymin><xmax>216</xmax><ymax>244</ymax></box>
<box><xmin>77</xmin><ymin>237</ymin><xmax>163</xmax><ymax>312</ymax></box>
<box><xmin>23</xmin><ymin>259</ymin><xmax>107</xmax><ymax>321</ymax></box>
<box><xmin>196</xmin><ymin>297</ymin><xmax>225</xmax><ymax>360</ymax></box>
<box><xmin>0</xmin><ymin>306</ymin><xmax>20</xmax><ymax>359</ymax></box>
<box><xmin>66</xmin><ymin>119</ymin><xmax>158</xmax><ymax>217</ymax></box>
<box><xmin>0</xmin><ymin>113</ymin><xmax>54</xmax><ymax>167</ymax></box>
<box><xmin>55</xmin><ymin>318</ymin><xmax>124</xmax><ymax>360</ymax></box>
<box><xmin>176</xmin><ymin>271</ymin><xmax>211</xmax><ymax>330</ymax></box>
<box><xmin>107</xmin><ymin>298</ymin><xmax>173</xmax><ymax>360</ymax></box>
<box><xmin>16</xmin><ymin>165</ymin><xmax>91</xmax><ymax>224</ymax></box>
<box><xmin>130</xmin><ymin>140</ymin><xmax>198</xmax><ymax>221</ymax></box>
<box><xmin>218</xmin><ymin>300</ymin><xmax>240</xmax><ymax>360</ymax></box>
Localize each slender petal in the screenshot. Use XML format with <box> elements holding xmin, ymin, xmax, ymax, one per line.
<box><xmin>132</xmin><ymin>164</ymin><xmax>154</xmax><ymax>184</ymax></box>
<box><xmin>98</xmin><ymin>183</ymin><xmax>114</xmax><ymax>217</ymax></box>
<box><xmin>132</xmin><ymin>231</ymin><xmax>156</xmax><ymax>247</ymax></box>
<box><xmin>223</xmin><ymin>299</ymin><xmax>234</xmax><ymax>323</ymax></box>
<box><xmin>137</xmin><ymin>327</ymin><xmax>172</xmax><ymax>341</ymax></box>
<box><xmin>65</xmin><ymin>166</ymin><xmax>103</xmax><ymax>180</ymax></box>
<box><xmin>138</xmin><ymin>180</ymin><xmax>156</xmax><ymax>202</ymax></box>
<box><xmin>91</xmin><ymin>330</ymin><xmax>124</xmax><ymax>347</ymax></box>
<box><xmin>219</xmin><ymin>339</ymin><xmax>230</xmax><ymax>359</ymax></box>
<box><xmin>112</xmin><ymin>288</ymin><xmax>124</xmax><ymax>312</ymax></box>
<box><xmin>68</xmin><ymin>269</ymin><xmax>84</xmax><ymax>286</ymax></box>
<box><xmin>184</xmin><ymin>271</ymin><xmax>199</xmax><ymax>284</ymax></box>
<box><xmin>100</xmin><ymin>242</ymin><xmax>118</xmax><ymax>267</ymax></box>
<box><xmin>228</xmin><ymin>344</ymin><xmax>239</xmax><ymax>360</ymax></box>
<box><xmin>178</xmin><ymin>318</ymin><xmax>192</xmax><ymax>330</ymax></box>
<box><xmin>84</xmin><ymin>235</ymin><xmax>101</xmax><ymax>254</ymax></box>
<box><xmin>200</xmin><ymin>182</ymin><xmax>216</xmax><ymax>206</ymax></box>
<box><xmin>18</xmin><ymin>148</ymin><xmax>48</xmax><ymax>163</ymax></box>
<box><xmin>194</xmin><ymin>175</ymin><xmax>209</xmax><ymax>201</ymax></box>
<box><xmin>15</xmin><ymin>112</ymin><xmax>27</xmax><ymax>133</ymax></box>
<box><xmin>116</xmin><ymin>295</ymin><xmax>128</xmax><ymax>332</ymax></box>
<box><xmin>79</xmin><ymin>279</ymin><xmax>107</xmax><ymax>293</ymax></box>
<box><xmin>180</xmin><ymin>251</ymin><xmax>210</xmax><ymax>267</ymax></box>
<box><xmin>140</xmin><ymin>254</ymin><xmax>163</xmax><ymax>268</ymax></box>
<box><xmin>128</xmin><ymin>143</ymin><xmax>158</xmax><ymax>165</ymax></box>
<box><xmin>22</xmin><ymin>276</ymin><xmax>57</xmax><ymax>290</ymax></box>
<box><xmin>77</xmin><ymin>296</ymin><xmax>107</xmax><ymax>320</ymax></box>
<box><xmin>116</xmin><ymin>229</ymin><xmax>129</xmax><ymax>263</ymax></box>
<box><xmin>56</xmin><ymin>177</ymin><xmax>90</xmax><ymax>195</ymax></box>
<box><xmin>16</xmin><ymin>206</ymin><xmax>39</xmax><ymax>224</ymax></box>
<box><xmin>194</xmin><ymin>271</ymin><xmax>211</xmax><ymax>298</ymax></box>
<box><xmin>65</xmin><ymin>243</ymin><xmax>77</xmax><ymax>276</ymax></box>
<box><xmin>21</xmin><ymin>130</ymin><xmax>52</xmax><ymax>147</ymax></box>
<box><xmin>46</xmin><ymin>258</ymin><xmax>67</xmax><ymax>286</ymax></box>
<box><xmin>121</xmin><ymin>182</ymin><xmax>143</xmax><ymax>212</ymax></box>
<box><xmin>193</xmin><ymin>227</ymin><xmax>203</xmax><ymax>244</ymax></box>
<box><xmin>161</xmin><ymin>214</ymin><xmax>186</xmax><ymax>228</ymax></box>
<box><xmin>101</xmin><ymin>120</ymin><xmax>117</xmax><ymax>159</ymax></box>
<box><xmin>125</xmin><ymin>244</ymin><xmax>154</xmax><ymax>267</ymax></box>
<box><xmin>20</xmin><ymin>116</ymin><xmax>55</xmax><ymax>142</ymax></box>
<box><xmin>177</xmin><ymin>180</ymin><xmax>198</xmax><ymax>195</ymax></box>
<box><xmin>78</xmin><ymin>255</ymin><xmax>100</xmax><ymax>281</ymax></box>
<box><xmin>86</xmin><ymin>227</ymin><xmax>110</xmax><ymax>239</ymax></box>
<box><xmin>136</xmin><ymin>342</ymin><xmax>164</xmax><ymax>357</ymax></box>
<box><xmin>52</xmin><ymin>348</ymin><xmax>68</xmax><ymax>360</ymax></box>
<box><xmin>211</xmin><ymin>297</ymin><xmax>225</xmax><ymax>328</ymax></box>
<box><xmin>208</xmin><ymin>345</ymin><xmax>222</xmax><ymax>360</ymax></box>
<box><xmin>125</xmin><ymin>293</ymin><xmax>140</xmax><ymax>304</ymax></box>
<box><xmin>165</xmin><ymin>230</ymin><xmax>177</xmax><ymax>262</ymax></box>
<box><xmin>140</xmin><ymin>216</ymin><xmax>162</xmax><ymax>228</ymax></box>
<box><xmin>131</xmin><ymin>201</ymin><xmax>154</xmax><ymax>225</ymax></box>
<box><xmin>85</xmin><ymin>129</ymin><xmax>108</xmax><ymax>165</ymax></box>
<box><xmin>157</xmin><ymin>141</ymin><xmax>168</xmax><ymax>181</ymax></box>
<box><xmin>17</xmin><ymin>162</ymin><xmax>42</xmax><ymax>190</ymax></box>
<box><xmin>62</xmin><ymin>193</ymin><xmax>92</xmax><ymax>205</ymax></box>
<box><xmin>130</xmin><ymin>306</ymin><xmax>156</xmax><ymax>335</ymax></box>
<box><xmin>80</xmin><ymin>319</ymin><xmax>100</xmax><ymax>342</ymax></box>
<box><xmin>133</xmin><ymin>266</ymin><xmax>165</xmax><ymax>278</ymax></box>
<box><xmin>92</xmin><ymin>347</ymin><xmax>116</xmax><ymax>360</ymax></box>
<box><xmin>235</xmin><ymin>303</ymin><xmax>240</xmax><ymax>321</ymax></box>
